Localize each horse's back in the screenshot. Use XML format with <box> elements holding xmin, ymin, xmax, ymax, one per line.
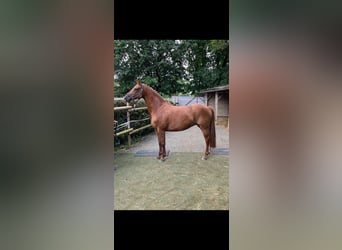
<box><xmin>170</xmin><ymin>103</ymin><xmax>211</xmax><ymax>118</ymax></box>
<box><xmin>188</xmin><ymin>104</ymin><xmax>212</xmax><ymax>118</ymax></box>
<box><xmin>179</xmin><ymin>104</ymin><xmax>213</xmax><ymax>127</ymax></box>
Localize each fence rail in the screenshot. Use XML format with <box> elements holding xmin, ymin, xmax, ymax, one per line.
<box><xmin>129</xmin><ymin>124</ymin><xmax>152</xmax><ymax>135</ymax></box>
<box><xmin>116</xmin><ymin>128</ymin><xmax>133</xmax><ymax>136</ymax></box>
<box><xmin>114</xmin><ymin>104</ymin><xmax>151</xmax><ymax>147</ymax></box>
<box><xmin>113</xmin><ymin>106</ymin><xmax>132</xmax><ymax>111</ymax></box>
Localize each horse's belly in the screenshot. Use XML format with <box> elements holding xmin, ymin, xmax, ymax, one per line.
<box><xmin>166</xmin><ymin>118</ymin><xmax>194</xmax><ymax>131</ymax></box>
<box><xmin>167</xmin><ymin>124</ymin><xmax>194</xmax><ymax>131</ymax></box>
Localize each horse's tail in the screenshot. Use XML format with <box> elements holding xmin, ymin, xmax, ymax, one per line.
<box><xmin>209</xmin><ymin>107</ymin><xmax>216</xmax><ymax>148</ymax></box>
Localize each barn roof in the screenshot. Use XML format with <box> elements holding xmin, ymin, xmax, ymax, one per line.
<box><xmin>198</xmin><ymin>85</ymin><xmax>229</xmax><ymax>94</ymax></box>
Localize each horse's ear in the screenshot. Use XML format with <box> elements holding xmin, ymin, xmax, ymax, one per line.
<box><xmin>136</xmin><ymin>79</ymin><xmax>141</xmax><ymax>85</ymax></box>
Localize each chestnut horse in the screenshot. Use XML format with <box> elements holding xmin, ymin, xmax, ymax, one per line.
<box><xmin>124</xmin><ymin>80</ymin><xmax>216</xmax><ymax>161</ymax></box>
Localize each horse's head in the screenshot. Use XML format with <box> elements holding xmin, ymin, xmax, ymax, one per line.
<box><xmin>124</xmin><ymin>79</ymin><xmax>144</xmax><ymax>103</ymax></box>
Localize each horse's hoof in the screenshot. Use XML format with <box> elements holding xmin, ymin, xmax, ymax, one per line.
<box><xmin>201</xmin><ymin>156</ymin><xmax>207</xmax><ymax>160</ymax></box>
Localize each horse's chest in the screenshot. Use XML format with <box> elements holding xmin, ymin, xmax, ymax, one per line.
<box><xmin>150</xmin><ymin>112</ymin><xmax>166</xmax><ymax>128</ymax></box>
<box><xmin>151</xmin><ymin>116</ymin><xmax>159</xmax><ymax>128</ymax></box>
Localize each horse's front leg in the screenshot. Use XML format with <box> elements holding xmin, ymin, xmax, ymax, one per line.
<box><xmin>156</xmin><ymin>129</ymin><xmax>166</xmax><ymax>161</ymax></box>
<box><xmin>160</xmin><ymin>130</ymin><xmax>166</xmax><ymax>161</ymax></box>
<box><xmin>162</xmin><ymin>132</ymin><xmax>167</xmax><ymax>159</ymax></box>
<box><xmin>155</xmin><ymin>129</ymin><xmax>161</xmax><ymax>159</ymax></box>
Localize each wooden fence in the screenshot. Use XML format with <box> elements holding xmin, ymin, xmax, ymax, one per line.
<box><xmin>114</xmin><ymin>103</ymin><xmax>151</xmax><ymax>148</ymax></box>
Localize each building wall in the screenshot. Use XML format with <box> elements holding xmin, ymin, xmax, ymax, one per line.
<box><xmin>171</xmin><ymin>96</ymin><xmax>205</xmax><ymax>106</ymax></box>
<box><xmin>206</xmin><ymin>90</ymin><xmax>229</xmax><ymax>126</ymax></box>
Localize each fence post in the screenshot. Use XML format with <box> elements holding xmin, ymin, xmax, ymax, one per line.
<box><xmin>126</xmin><ymin>102</ymin><xmax>131</xmax><ymax>148</ymax></box>
<box><xmin>215</xmin><ymin>92</ymin><xmax>218</xmax><ymax>123</ymax></box>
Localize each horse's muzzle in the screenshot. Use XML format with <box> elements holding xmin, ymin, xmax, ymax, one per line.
<box><xmin>124</xmin><ymin>94</ymin><xmax>133</xmax><ymax>103</ymax></box>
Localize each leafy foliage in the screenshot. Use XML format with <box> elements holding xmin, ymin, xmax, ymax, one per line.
<box><xmin>114</xmin><ymin>40</ymin><xmax>228</xmax><ymax>97</ymax></box>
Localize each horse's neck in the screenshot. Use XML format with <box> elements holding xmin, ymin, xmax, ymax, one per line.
<box><xmin>143</xmin><ymin>86</ymin><xmax>166</xmax><ymax>114</ymax></box>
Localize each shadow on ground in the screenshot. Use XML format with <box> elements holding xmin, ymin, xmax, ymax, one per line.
<box><xmin>114</xmin><ymin>152</ymin><xmax>229</xmax><ymax>210</ymax></box>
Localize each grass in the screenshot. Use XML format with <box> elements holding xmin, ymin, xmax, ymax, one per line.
<box><xmin>114</xmin><ymin>152</ymin><xmax>229</xmax><ymax>210</ymax></box>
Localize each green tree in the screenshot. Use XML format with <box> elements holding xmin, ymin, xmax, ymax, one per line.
<box><xmin>181</xmin><ymin>40</ymin><xmax>228</xmax><ymax>94</ymax></box>
<box><xmin>114</xmin><ymin>40</ymin><xmax>228</xmax><ymax>97</ymax></box>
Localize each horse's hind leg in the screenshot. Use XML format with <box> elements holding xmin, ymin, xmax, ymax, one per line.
<box><xmin>200</xmin><ymin>127</ymin><xmax>210</xmax><ymax>160</ymax></box>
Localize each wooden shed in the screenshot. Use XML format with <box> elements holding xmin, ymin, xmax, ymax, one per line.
<box><xmin>198</xmin><ymin>85</ymin><xmax>229</xmax><ymax>127</ymax></box>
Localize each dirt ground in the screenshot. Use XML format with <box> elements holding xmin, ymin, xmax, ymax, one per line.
<box><xmin>114</xmin><ymin>125</ymin><xmax>229</xmax><ymax>210</ymax></box>
<box><xmin>126</xmin><ymin>125</ymin><xmax>229</xmax><ymax>153</ymax></box>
